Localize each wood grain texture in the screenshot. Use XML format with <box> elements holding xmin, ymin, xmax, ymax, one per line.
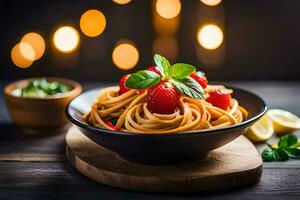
<box><xmin>0</xmin><ymin>124</ymin><xmax>66</xmax><ymax>161</ymax></box>
<box><xmin>65</xmin><ymin>126</ymin><xmax>262</xmax><ymax>193</ymax></box>
<box><xmin>1</xmin><ymin>162</ymin><xmax>300</xmax><ymax>200</ymax></box>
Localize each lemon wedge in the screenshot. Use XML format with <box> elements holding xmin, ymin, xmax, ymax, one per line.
<box><xmin>267</xmin><ymin>109</ymin><xmax>300</xmax><ymax>135</ymax></box>
<box><xmin>245</xmin><ymin>115</ymin><xmax>274</xmax><ymax>142</ymax></box>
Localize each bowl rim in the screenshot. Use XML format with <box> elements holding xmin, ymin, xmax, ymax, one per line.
<box><xmin>65</xmin><ymin>85</ymin><xmax>268</xmax><ymax>138</ymax></box>
<box><xmin>4</xmin><ymin>77</ymin><xmax>82</xmax><ymax>100</ymax></box>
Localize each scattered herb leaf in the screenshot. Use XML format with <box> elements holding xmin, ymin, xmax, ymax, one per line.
<box><xmin>278</xmin><ymin>134</ymin><xmax>297</xmax><ymax>149</ymax></box>
<box><xmin>262</xmin><ymin>134</ymin><xmax>300</xmax><ymax>162</ymax></box>
<box><xmin>275</xmin><ymin>148</ymin><xmax>290</xmax><ymax>161</ymax></box>
<box><xmin>261</xmin><ymin>148</ymin><xmax>277</xmax><ymax>162</ymax></box>
<box><xmin>286</xmin><ymin>147</ymin><xmax>300</xmax><ymax>156</ymax></box>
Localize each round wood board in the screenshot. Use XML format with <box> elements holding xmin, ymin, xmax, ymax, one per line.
<box><xmin>66</xmin><ymin>126</ymin><xmax>262</xmax><ymax>193</ymax></box>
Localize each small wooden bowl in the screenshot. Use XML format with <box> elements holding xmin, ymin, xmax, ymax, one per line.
<box><xmin>4</xmin><ymin>77</ymin><xmax>82</xmax><ymax>135</ymax></box>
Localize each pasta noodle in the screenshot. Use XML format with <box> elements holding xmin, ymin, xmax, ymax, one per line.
<box><xmin>83</xmin><ymin>85</ymin><xmax>248</xmax><ymax>134</ymax></box>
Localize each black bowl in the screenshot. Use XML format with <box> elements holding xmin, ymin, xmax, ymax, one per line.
<box><xmin>66</xmin><ymin>86</ymin><xmax>267</xmax><ymax>165</ymax></box>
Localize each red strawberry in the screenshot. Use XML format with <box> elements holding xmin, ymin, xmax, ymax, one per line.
<box><xmin>147</xmin><ymin>66</ymin><xmax>161</xmax><ymax>76</ymax></box>
<box><xmin>190</xmin><ymin>72</ymin><xmax>208</xmax><ymax>89</ymax></box>
<box><xmin>105</xmin><ymin>120</ymin><xmax>117</xmax><ymax>131</ymax></box>
<box><xmin>147</xmin><ymin>81</ymin><xmax>180</xmax><ymax>114</ymax></box>
<box><xmin>119</xmin><ymin>74</ymin><xmax>130</xmax><ymax>95</ymax></box>
<box><xmin>206</xmin><ymin>89</ymin><xmax>231</xmax><ymax>110</ymax></box>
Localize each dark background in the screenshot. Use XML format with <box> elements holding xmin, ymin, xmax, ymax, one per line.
<box><xmin>1</xmin><ymin>0</ymin><xmax>300</xmax><ymax>82</ymax></box>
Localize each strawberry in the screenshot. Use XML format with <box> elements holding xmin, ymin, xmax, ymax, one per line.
<box><xmin>190</xmin><ymin>72</ymin><xmax>208</xmax><ymax>89</ymax></box>
<box><xmin>147</xmin><ymin>81</ymin><xmax>180</xmax><ymax>114</ymax></box>
<box><xmin>206</xmin><ymin>89</ymin><xmax>231</xmax><ymax>110</ymax></box>
<box><xmin>147</xmin><ymin>65</ymin><xmax>161</xmax><ymax>76</ymax></box>
<box><xmin>105</xmin><ymin>120</ymin><xmax>117</xmax><ymax>131</ymax></box>
<box><xmin>119</xmin><ymin>74</ymin><xmax>130</xmax><ymax>95</ymax></box>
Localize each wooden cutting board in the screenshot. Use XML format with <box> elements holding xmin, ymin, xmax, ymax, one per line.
<box><xmin>66</xmin><ymin>126</ymin><xmax>262</xmax><ymax>193</ymax></box>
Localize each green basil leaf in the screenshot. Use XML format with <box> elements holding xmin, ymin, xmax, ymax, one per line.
<box><xmin>261</xmin><ymin>148</ymin><xmax>277</xmax><ymax>162</ymax></box>
<box><xmin>154</xmin><ymin>54</ymin><xmax>170</xmax><ymax>77</ymax></box>
<box><xmin>169</xmin><ymin>63</ymin><xmax>196</xmax><ymax>79</ymax></box>
<box><xmin>286</xmin><ymin>147</ymin><xmax>300</xmax><ymax>156</ymax></box>
<box><xmin>290</xmin><ymin>142</ymin><xmax>300</xmax><ymax>148</ymax></box>
<box><xmin>275</xmin><ymin>148</ymin><xmax>289</xmax><ymax>161</ymax></box>
<box><xmin>263</xmin><ymin>135</ymin><xmax>300</xmax><ymax>162</ymax></box>
<box><xmin>170</xmin><ymin>77</ymin><xmax>204</xmax><ymax>100</ymax></box>
<box><xmin>278</xmin><ymin>134</ymin><xmax>298</xmax><ymax>149</ymax></box>
<box><xmin>125</xmin><ymin>70</ymin><xmax>161</xmax><ymax>89</ymax></box>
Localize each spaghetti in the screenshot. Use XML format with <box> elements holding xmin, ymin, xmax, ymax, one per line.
<box><xmin>83</xmin><ymin>86</ymin><xmax>248</xmax><ymax>134</ymax></box>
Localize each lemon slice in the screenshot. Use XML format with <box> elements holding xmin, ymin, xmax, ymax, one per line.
<box><xmin>267</xmin><ymin>109</ymin><xmax>300</xmax><ymax>135</ymax></box>
<box><xmin>245</xmin><ymin>115</ymin><xmax>274</xmax><ymax>142</ymax></box>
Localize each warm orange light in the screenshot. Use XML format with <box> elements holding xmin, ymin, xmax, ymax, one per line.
<box><xmin>53</xmin><ymin>26</ymin><xmax>79</xmax><ymax>53</ymax></box>
<box><xmin>153</xmin><ymin>36</ymin><xmax>178</xmax><ymax>61</ymax></box>
<box><xmin>21</xmin><ymin>32</ymin><xmax>45</xmax><ymax>61</ymax></box>
<box><xmin>153</xmin><ymin>13</ymin><xmax>179</xmax><ymax>36</ymax></box>
<box><xmin>200</xmin><ymin>0</ymin><xmax>222</xmax><ymax>6</ymax></box>
<box><xmin>19</xmin><ymin>42</ymin><xmax>35</xmax><ymax>61</ymax></box>
<box><xmin>197</xmin><ymin>24</ymin><xmax>223</xmax><ymax>50</ymax></box>
<box><xmin>112</xmin><ymin>42</ymin><xmax>139</xmax><ymax>70</ymax></box>
<box><xmin>80</xmin><ymin>9</ymin><xmax>106</xmax><ymax>37</ymax></box>
<box><xmin>11</xmin><ymin>43</ymin><xmax>33</xmax><ymax>68</ymax></box>
<box><xmin>156</xmin><ymin>0</ymin><xmax>181</xmax><ymax>19</ymax></box>
<box><xmin>113</xmin><ymin>0</ymin><xmax>132</xmax><ymax>5</ymax></box>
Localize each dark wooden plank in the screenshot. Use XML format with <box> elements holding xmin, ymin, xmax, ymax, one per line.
<box><xmin>0</xmin><ymin>162</ymin><xmax>299</xmax><ymax>200</ymax></box>
<box><xmin>0</xmin><ymin>124</ymin><xmax>66</xmax><ymax>161</ymax></box>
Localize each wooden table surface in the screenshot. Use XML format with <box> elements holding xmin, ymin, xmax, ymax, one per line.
<box><xmin>0</xmin><ymin>81</ymin><xmax>300</xmax><ymax>200</ymax></box>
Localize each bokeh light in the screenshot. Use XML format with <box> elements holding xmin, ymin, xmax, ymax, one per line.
<box><xmin>53</xmin><ymin>26</ymin><xmax>80</xmax><ymax>53</ymax></box>
<box><xmin>11</xmin><ymin>43</ymin><xmax>33</xmax><ymax>68</ymax></box>
<box><xmin>200</xmin><ymin>0</ymin><xmax>222</xmax><ymax>6</ymax></box>
<box><xmin>197</xmin><ymin>24</ymin><xmax>223</xmax><ymax>50</ymax></box>
<box><xmin>21</xmin><ymin>32</ymin><xmax>45</xmax><ymax>60</ymax></box>
<box><xmin>19</xmin><ymin>42</ymin><xmax>35</xmax><ymax>61</ymax></box>
<box><xmin>156</xmin><ymin>0</ymin><xmax>181</xmax><ymax>19</ymax></box>
<box><xmin>113</xmin><ymin>0</ymin><xmax>132</xmax><ymax>5</ymax></box>
<box><xmin>153</xmin><ymin>36</ymin><xmax>178</xmax><ymax>61</ymax></box>
<box><xmin>153</xmin><ymin>13</ymin><xmax>180</xmax><ymax>35</ymax></box>
<box><xmin>80</xmin><ymin>9</ymin><xmax>106</xmax><ymax>37</ymax></box>
<box><xmin>112</xmin><ymin>41</ymin><xmax>139</xmax><ymax>70</ymax></box>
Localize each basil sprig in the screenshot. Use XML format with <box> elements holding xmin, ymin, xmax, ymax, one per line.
<box><xmin>125</xmin><ymin>70</ymin><xmax>160</xmax><ymax>89</ymax></box>
<box><xmin>169</xmin><ymin>63</ymin><xmax>195</xmax><ymax>79</ymax></box>
<box><xmin>262</xmin><ymin>134</ymin><xmax>300</xmax><ymax>162</ymax></box>
<box><xmin>154</xmin><ymin>54</ymin><xmax>170</xmax><ymax>77</ymax></box>
<box><xmin>125</xmin><ymin>53</ymin><xmax>204</xmax><ymax>100</ymax></box>
<box><xmin>170</xmin><ymin>77</ymin><xmax>204</xmax><ymax>99</ymax></box>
